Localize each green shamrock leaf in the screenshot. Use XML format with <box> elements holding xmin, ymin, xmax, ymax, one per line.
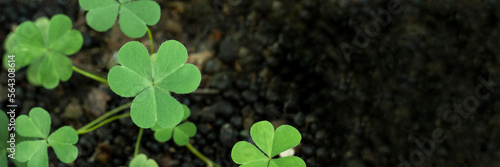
<box><xmin>129</xmin><ymin>154</ymin><xmax>158</xmax><ymax>167</ymax></box>
<box><xmin>15</xmin><ymin>108</ymin><xmax>79</xmax><ymax>167</ymax></box>
<box><xmin>0</xmin><ymin>111</ymin><xmax>8</xmax><ymax>167</ymax></box>
<box><xmin>152</xmin><ymin>105</ymin><xmax>197</xmax><ymax>146</ymax></box>
<box><xmin>2</xmin><ymin>33</ymin><xmax>18</xmax><ymax>70</ymax></box>
<box><xmin>16</xmin><ymin>140</ymin><xmax>48</xmax><ymax>167</ymax></box>
<box><xmin>231</xmin><ymin>121</ymin><xmax>306</xmax><ymax>167</ymax></box>
<box><xmin>2</xmin><ymin>15</ymin><xmax>83</xmax><ymax>89</ymax></box>
<box><xmin>108</xmin><ymin>41</ymin><xmax>201</xmax><ymax>128</ymax></box>
<box><xmin>47</xmin><ymin>127</ymin><xmax>79</xmax><ymax>163</ymax></box>
<box><xmin>79</xmin><ymin>0</ymin><xmax>161</xmax><ymax>38</ymax></box>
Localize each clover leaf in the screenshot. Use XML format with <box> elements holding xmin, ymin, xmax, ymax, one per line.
<box><xmin>231</xmin><ymin>121</ymin><xmax>306</xmax><ymax>167</ymax></box>
<box><xmin>79</xmin><ymin>0</ymin><xmax>161</xmax><ymax>38</ymax></box>
<box><xmin>108</xmin><ymin>41</ymin><xmax>201</xmax><ymax>129</ymax></box>
<box><xmin>2</xmin><ymin>15</ymin><xmax>83</xmax><ymax>89</ymax></box>
<box><xmin>152</xmin><ymin>105</ymin><xmax>197</xmax><ymax>146</ymax></box>
<box><xmin>15</xmin><ymin>108</ymin><xmax>79</xmax><ymax>167</ymax></box>
<box><xmin>0</xmin><ymin>111</ymin><xmax>7</xmax><ymax>167</ymax></box>
<box><xmin>129</xmin><ymin>154</ymin><xmax>158</xmax><ymax>167</ymax></box>
<box><xmin>3</xmin><ymin>33</ymin><xmax>18</xmax><ymax>70</ymax></box>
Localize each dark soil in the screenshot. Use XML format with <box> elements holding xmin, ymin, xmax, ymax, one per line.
<box><xmin>2</xmin><ymin>0</ymin><xmax>500</xmax><ymax>167</ymax></box>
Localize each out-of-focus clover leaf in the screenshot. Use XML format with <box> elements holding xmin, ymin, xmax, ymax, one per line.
<box><xmin>231</xmin><ymin>121</ymin><xmax>306</xmax><ymax>167</ymax></box>
<box><xmin>79</xmin><ymin>0</ymin><xmax>161</xmax><ymax>38</ymax></box>
<box><xmin>152</xmin><ymin>105</ymin><xmax>197</xmax><ymax>146</ymax></box>
<box><xmin>129</xmin><ymin>154</ymin><xmax>158</xmax><ymax>167</ymax></box>
<box><xmin>1</xmin><ymin>110</ymin><xmax>29</xmax><ymax>167</ymax></box>
<box><xmin>3</xmin><ymin>33</ymin><xmax>18</xmax><ymax>70</ymax></box>
<box><xmin>15</xmin><ymin>108</ymin><xmax>79</xmax><ymax>167</ymax></box>
<box><xmin>108</xmin><ymin>41</ymin><xmax>201</xmax><ymax>129</ymax></box>
<box><xmin>2</xmin><ymin>15</ymin><xmax>83</xmax><ymax>89</ymax></box>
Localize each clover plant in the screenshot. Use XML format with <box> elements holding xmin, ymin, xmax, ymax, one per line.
<box><xmin>129</xmin><ymin>154</ymin><xmax>158</xmax><ymax>167</ymax></box>
<box><xmin>79</xmin><ymin>0</ymin><xmax>161</xmax><ymax>38</ymax></box>
<box><xmin>231</xmin><ymin>121</ymin><xmax>306</xmax><ymax>167</ymax></box>
<box><xmin>107</xmin><ymin>41</ymin><xmax>201</xmax><ymax>128</ymax></box>
<box><xmin>15</xmin><ymin>108</ymin><xmax>78</xmax><ymax>167</ymax></box>
<box><xmin>1</xmin><ymin>110</ymin><xmax>28</xmax><ymax>167</ymax></box>
<box><xmin>152</xmin><ymin>104</ymin><xmax>197</xmax><ymax>146</ymax></box>
<box><xmin>2</xmin><ymin>14</ymin><xmax>83</xmax><ymax>89</ymax></box>
<box><xmin>1</xmin><ymin>1</ymin><xmax>307</xmax><ymax>166</ymax></box>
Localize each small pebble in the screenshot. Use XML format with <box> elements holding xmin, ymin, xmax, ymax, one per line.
<box><xmin>220</xmin><ymin>123</ymin><xmax>236</xmax><ymax>147</ymax></box>
<box><xmin>242</xmin><ymin>90</ymin><xmax>258</xmax><ymax>102</ymax></box>
<box><xmin>203</xmin><ymin>58</ymin><xmax>223</xmax><ymax>73</ymax></box>
<box><xmin>253</xmin><ymin>102</ymin><xmax>265</xmax><ymax>114</ymax></box>
<box><xmin>302</xmin><ymin>145</ymin><xmax>315</xmax><ymax>156</ymax></box>
<box><xmin>223</xmin><ymin>89</ymin><xmax>241</xmax><ymax>101</ymax></box>
<box><xmin>279</xmin><ymin>148</ymin><xmax>295</xmax><ymax>157</ymax></box>
<box><xmin>241</xmin><ymin>105</ymin><xmax>254</xmax><ymax>117</ymax></box>
<box><xmin>294</xmin><ymin>112</ymin><xmax>305</xmax><ymax>126</ymax></box>
<box><xmin>218</xmin><ymin>39</ymin><xmax>238</xmax><ymax>63</ymax></box>
<box><xmin>198</xmin><ymin>124</ymin><xmax>211</xmax><ymax>134</ymax></box>
<box><xmin>230</xmin><ymin>116</ymin><xmax>242</xmax><ymax>128</ymax></box>
<box><xmin>265</xmin><ymin>88</ymin><xmax>280</xmax><ymax>102</ymax></box>
<box><xmin>209</xmin><ymin>72</ymin><xmax>232</xmax><ymax>90</ymax></box>
<box><xmin>215</xmin><ymin>100</ymin><xmax>234</xmax><ymax>117</ymax></box>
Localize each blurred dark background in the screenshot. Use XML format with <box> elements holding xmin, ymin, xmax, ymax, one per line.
<box><xmin>1</xmin><ymin>0</ymin><xmax>500</xmax><ymax>166</ymax></box>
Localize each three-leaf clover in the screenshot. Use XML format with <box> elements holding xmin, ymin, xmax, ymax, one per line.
<box><xmin>152</xmin><ymin>105</ymin><xmax>197</xmax><ymax>146</ymax></box>
<box><xmin>79</xmin><ymin>0</ymin><xmax>161</xmax><ymax>38</ymax></box>
<box><xmin>108</xmin><ymin>41</ymin><xmax>201</xmax><ymax>128</ymax></box>
<box><xmin>231</xmin><ymin>121</ymin><xmax>306</xmax><ymax>167</ymax></box>
<box><xmin>15</xmin><ymin>108</ymin><xmax>79</xmax><ymax>167</ymax></box>
<box><xmin>129</xmin><ymin>154</ymin><xmax>158</xmax><ymax>167</ymax></box>
<box><xmin>2</xmin><ymin>14</ymin><xmax>83</xmax><ymax>89</ymax></box>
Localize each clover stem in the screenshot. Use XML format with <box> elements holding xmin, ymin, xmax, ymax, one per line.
<box><xmin>72</xmin><ymin>66</ymin><xmax>108</xmax><ymax>84</ymax></box>
<box><xmin>77</xmin><ymin>113</ymin><xmax>130</xmax><ymax>135</ymax></box>
<box><xmin>185</xmin><ymin>143</ymin><xmax>222</xmax><ymax>167</ymax></box>
<box><xmin>147</xmin><ymin>27</ymin><xmax>154</xmax><ymax>54</ymax></box>
<box><xmin>77</xmin><ymin>102</ymin><xmax>132</xmax><ymax>134</ymax></box>
<box><xmin>134</xmin><ymin>128</ymin><xmax>144</xmax><ymax>157</ymax></box>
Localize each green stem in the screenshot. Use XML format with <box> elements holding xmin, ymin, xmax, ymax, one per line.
<box><xmin>77</xmin><ymin>113</ymin><xmax>130</xmax><ymax>135</ymax></box>
<box><xmin>77</xmin><ymin>102</ymin><xmax>132</xmax><ymax>134</ymax></box>
<box><xmin>72</xmin><ymin>66</ymin><xmax>108</xmax><ymax>84</ymax></box>
<box><xmin>146</xmin><ymin>27</ymin><xmax>154</xmax><ymax>54</ymax></box>
<box><xmin>186</xmin><ymin>143</ymin><xmax>221</xmax><ymax>167</ymax></box>
<box><xmin>134</xmin><ymin>128</ymin><xmax>144</xmax><ymax>156</ymax></box>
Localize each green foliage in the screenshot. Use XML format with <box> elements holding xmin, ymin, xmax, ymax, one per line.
<box><xmin>129</xmin><ymin>154</ymin><xmax>158</xmax><ymax>167</ymax></box>
<box><xmin>15</xmin><ymin>108</ymin><xmax>79</xmax><ymax>167</ymax></box>
<box><xmin>231</xmin><ymin>121</ymin><xmax>306</xmax><ymax>167</ymax></box>
<box><xmin>0</xmin><ymin>111</ymin><xmax>7</xmax><ymax>167</ymax></box>
<box><xmin>79</xmin><ymin>0</ymin><xmax>161</xmax><ymax>38</ymax></box>
<box><xmin>108</xmin><ymin>41</ymin><xmax>201</xmax><ymax>129</ymax></box>
<box><xmin>2</xmin><ymin>33</ymin><xmax>17</xmax><ymax>67</ymax></box>
<box><xmin>2</xmin><ymin>14</ymin><xmax>83</xmax><ymax>89</ymax></box>
<box><xmin>152</xmin><ymin>105</ymin><xmax>197</xmax><ymax>146</ymax></box>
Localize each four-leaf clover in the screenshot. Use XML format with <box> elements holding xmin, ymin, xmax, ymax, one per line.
<box><xmin>79</xmin><ymin>0</ymin><xmax>161</xmax><ymax>38</ymax></box>
<box><xmin>231</xmin><ymin>121</ymin><xmax>306</xmax><ymax>167</ymax></box>
<box><xmin>2</xmin><ymin>14</ymin><xmax>83</xmax><ymax>89</ymax></box>
<box><xmin>108</xmin><ymin>40</ymin><xmax>201</xmax><ymax>128</ymax></box>
<box><xmin>152</xmin><ymin>105</ymin><xmax>197</xmax><ymax>146</ymax></box>
<box><xmin>15</xmin><ymin>108</ymin><xmax>79</xmax><ymax>167</ymax></box>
